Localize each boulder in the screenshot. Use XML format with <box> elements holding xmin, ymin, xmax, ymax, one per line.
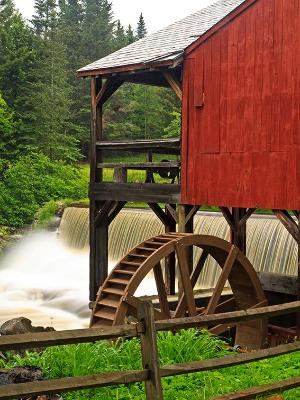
<box><xmin>0</xmin><ymin>317</ymin><xmax>55</xmax><ymax>336</ymax></box>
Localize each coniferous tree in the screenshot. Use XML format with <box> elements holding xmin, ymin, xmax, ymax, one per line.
<box><xmin>24</xmin><ymin>0</ymin><xmax>79</xmax><ymax>161</ymax></box>
<box><xmin>114</xmin><ymin>20</ymin><xmax>127</xmax><ymax>49</ymax></box>
<box><xmin>126</xmin><ymin>24</ymin><xmax>135</xmax><ymax>44</ymax></box>
<box><xmin>137</xmin><ymin>12</ymin><xmax>147</xmax><ymax>39</ymax></box>
<box><xmin>0</xmin><ymin>93</ymin><xmax>16</xmax><ymax>160</ymax></box>
<box><xmin>32</xmin><ymin>0</ymin><xmax>57</xmax><ymax>37</ymax></box>
<box><xmin>58</xmin><ymin>0</ymin><xmax>87</xmax><ymax>153</ymax></box>
<box><xmin>0</xmin><ymin>0</ymin><xmax>37</xmax><ymax>156</ymax></box>
<box><xmin>82</xmin><ymin>0</ymin><xmax>115</xmax><ymax>62</ymax></box>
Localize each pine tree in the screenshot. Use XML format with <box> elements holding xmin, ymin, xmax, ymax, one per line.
<box><xmin>23</xmin><ymin>0</ymin><xmax>79</xmax><ymax>161</ymax></box>
<box><xmin>82</xmin><ymin>0</ymin><xmax>115</xmax><ymax>62</ymax></box>
<box><xmin>0</xmin><ymin>0</ymin><xmax>37</xmax><ymax>155</ymax></box>
<box><xmin>32</xmin><ymin>0</ymin><xmax>58</xmax><ymax>37</ymax></box>
<box><xmin>0</xmin><ymin>93</ymin><xmax>16</xmax><ymax>160</ymax></box>
<box><xmin>114</xmin><ymin>20</ymin><xmax>127</xmax><ymax>49</ymax></box>
<box><xmin>24</xmin><ymin>34</ymin><xmax>79</xmax><ymax>161</ymax></box>
<box><xmin>137</xmin><ymin>12</ymin><xmax>147</xmax><ymax>39</ymax></box>
<box><xmin>58</xmin><ymin>0</ymin><xmax>86</xmax><ymax>154</ymax></box>
<box><xmin>126</xmin><ymin>24</ymin><xmax>135</xmax><ymax>44</ymax></box>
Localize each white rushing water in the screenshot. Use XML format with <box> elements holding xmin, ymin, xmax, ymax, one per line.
<box><xmin>0</xmin><ymin>209</ymin><xmax>298</xmax><ymax>331</ymax></box>
<box><xmin>0</xmin><ymin>228</ymin><xmax>157</xmax><ymax>331</ymax></box>
<box><xmin>0</xmin><ymin>231</ymin><xmax>90</xmax><ymax>330</ymax></box>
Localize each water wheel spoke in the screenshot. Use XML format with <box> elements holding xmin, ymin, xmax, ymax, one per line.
<box><xmin>174</xmin><ymin>250</ymin><xmax>209</xmax><ymax>318</ymax></box>
<box><xmin>209</xmin><ymin>300</ymin><xmax>267</xmax><ymax>336</ymax></box>
<box><xmin>124</xmin><ymin>294</ymin><xmax>167</xmax><ymax>320</ymax></box>
<box><xmin>214</xmin><ymin>297</ymin><xmax>236</xmax><ymax>314</ymax></box>
<box><xmin>175</xmin><ymin>242</ymin><xmax>197</xmax><ymax>316</ymax></box>
<box><xmin>154</xmin><ymin>262</ymin><xmax>171</xmax><ymax>318</ymax></box>
<box><xmin>91</xmin><ymin>233</ymin><xmax>267</xmax><ymax>350</ymax></box>
<box><xmin>209</xmin><ymin>323</ymin><xmax>234</xmax><ymax>336</ymax></box>
<box><xmin>206</xmin><ymin>246</ymin><xmax>239</xmax><ymax>315</ymax></box>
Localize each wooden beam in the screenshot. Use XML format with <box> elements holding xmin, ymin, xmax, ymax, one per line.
<box><xmin>155</xmin><ymin>300</ymin><xmax>300</xmax><ymax>332</ymax></box>
<box><xmin>96</xmin><ymin>77</ymin><xmax>123</xmax><ymax>106</ymax></box>
<box><xmin>258</xmin><ymin>271</ymin><xmax>298</xmax><ymax>295</ymax></box>
<box><xmin>162</xmin><ymin>70</ymin><xmax>182</xmax><ymax>100</ymax></box>
<box><xmin>220</xmin><ymin>207</ymin><xmax>234</xmax><ymax>228</ymax></box>
<box><xmin>96</xmin><ymin>138</ymin><xmax>181</xmax><ymax>155</ymax></box>
<box><xmin>160</xmin><ymin>341</ymin><xmax>300</xmax><ymax>379</ymax></box>
<box><xmin>185</xmin><ymin>205</ymin><xmax>200</xmax><ymax>225</ymax></box>
<box><xmin>90</xmin><ymin>182</ymin><xmax>181</xmax><ymax>203</ymax></box>
<box><xmin>164</xmin><ymin>204</ymin><xmax>177</xmax><ymax>295</ymax></box>
<box><xmin>94</xmin><ymin>201</ymin><xmax>114</xmax><ymax>227</ymax></box>
<box><xmin>273</xmin><ymin>210</ymin><xmax>298</xmax><ymax>241</ymax></box>
<box><xmin>232</xmin><ymin>208</ymin><xmax>247</xmax><ymax>253</ymax></box>
<box><xmin>108</xmin><ymin>202</ymin><xmax>126</xmax><ymax>225</ymax></box>
<box><xmin>0</xmin><ymin>325</ymin><xmax>141</xmax><ymax>352</ymax></box>
<box><xmin>148</xmin><ymin>203</ymin><xmax>175</xmax><ymax>226</ymax></box>
<box><xmin>214</xmin><ymin>376</ymin><xmax>300</xmax><ymax>400</ymax></box>
<box><xmin>238</xmin><ymin>208</ymin><xmax>256</xmax><ymax>227</ymax></box>
<box><xmin>78</xmin><ymin>59</ymin><xmax>175</xmax><ymax>77</ymax></box>
<box><xmin>165</xmin><ymin>204</ymin><xmax>178</xmax><ymax>224</ymax></box>
<box><xmin>0</xmin><ymin>370</ymin><xmax>149</xmax><ymax>400</ymax></box>
<box><xmin>90</xmin><ymin>77</ymin><xmax>104</xmax><ymax>301</ymax></box>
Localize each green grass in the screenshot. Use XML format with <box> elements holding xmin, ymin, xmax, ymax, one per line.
<box><xmin>1</xmin><ymin>330</ymin><xmax>300</xmax><ymax>399</ymax></box>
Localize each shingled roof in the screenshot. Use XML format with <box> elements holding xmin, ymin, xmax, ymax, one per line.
<box><xmin>78</xmin><ymin>0</ymin><xmax>247</xmax><ymax>75</ymax></box>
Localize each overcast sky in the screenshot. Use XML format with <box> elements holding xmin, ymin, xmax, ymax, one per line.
<box><xmin>14</xmin><ymin>0</ymin><xmax>218</xmax><ymax>33</ymax></box>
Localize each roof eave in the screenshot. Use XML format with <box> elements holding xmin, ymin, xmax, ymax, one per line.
<box><xmin>77</xmin><ymin>59</ymin><xmax>181</xmax><ymax>78</ymax></box>
<box><xmin>184</xmin><ymin>0</ymin><xmax>258</xmax><ymax>56</ymax></box>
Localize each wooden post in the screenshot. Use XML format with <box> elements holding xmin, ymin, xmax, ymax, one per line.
<box><xmin>138</xmin><ymin>301</ymin><xmax>164</xmax><ymax>400</ymax></box>
<box><xmin>165</xmin><ymin>204</ymin><xmax>176</xmax><ymax>295</ymax></box>
<box><xmin>231</xmin><ymin>208</ymin><xmax>247</xmax><ymax>254</ymax></box>
<box><xmin>89</xmin><ymin>77</ymin><xmax>108</xmax><ymax>301</ymax></box>
<box><xmin>178</xmin><ymin>205</ymin><xmax>197</xmax><ymax>271</ymax></box>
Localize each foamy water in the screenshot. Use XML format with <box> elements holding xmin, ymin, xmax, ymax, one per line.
<box><xmin>0</xmin><ymin>229</ymin><xmax>158</xmax><ymax>331</ymax></box>
<box><xmin>0</xmin><ymin>209</ymin><xmax>298</xmax><ymax>331</ymax></box>
<box><xmin>0</xmin><ymin>231</ymin><xmax>90</xmax><ymax>330</ymax></box>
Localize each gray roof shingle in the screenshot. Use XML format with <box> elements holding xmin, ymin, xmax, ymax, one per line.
<box><xmin>78</xmin><ymin>0</ymin><xmax>247</xmax><ymax>74</ymax></box>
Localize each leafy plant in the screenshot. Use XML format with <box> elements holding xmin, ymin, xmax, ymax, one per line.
<box><xmin>0</xmin><ymin>153</ymin><xmax>88</xmax><ymax>227</ymax></box>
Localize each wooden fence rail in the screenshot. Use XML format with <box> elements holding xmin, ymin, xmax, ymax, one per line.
<box><xmin>1</xmin><ymin>300</ymin><xmax>300</xmax><ymax>399</ymax></box>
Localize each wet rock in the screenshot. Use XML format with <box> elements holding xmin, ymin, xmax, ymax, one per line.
<box><xmin>0</xmin><ymin>366</ymin><xmax>43</xmax><ymax>384</ymax></box>
<box><xmin>0</xmin><ymin>367</ymin><xmax>63</xmax><ymax>399</ymax></box>
<box><xmin>0</xmin><ymin>317</ymin><xmax>55</xmax><ymax>336</ymax></box>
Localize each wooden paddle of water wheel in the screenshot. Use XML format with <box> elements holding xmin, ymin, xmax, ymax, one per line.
<box><xmin>91</xmin><ymin>233</ymin><xmax>267</xmax><ymax>349</ymax></box>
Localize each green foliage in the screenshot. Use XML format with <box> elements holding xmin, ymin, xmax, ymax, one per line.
<box><xmin>35</xmin><ymin>199</ymin><xmax>59</xmax><ymax>227</ymax></box>
<box><xmin>164</xmin><ymin>111</ymin><xmax>181</xmax><ymax>138</ymax></box>
<box><xmin>0</xmin><ymin>0</ymin><xmax>180</xmax><ymax>163</ymax></box>
<box><xmin>104</xmin><ymin>84</ymin><xmax>180</xmax><ymax>141</ymax></box>
<box><xmin>0</xmin><ymin>93</ymin><xmax>16</xmax><ymax>159</ymax></box>
<box><xmin>0</xmin><ymin>153</ymin><xmax>88</xmax><ymax>227</ymax></box>
<box><xmin>1</xmin><ymin>330</ymin><xmax>300</xmax><ymax>399</ymax></box>
<box><xmin>137</xmin><ymin>12</ymin><xmax>147</xmax><ymax>39</ymax></box>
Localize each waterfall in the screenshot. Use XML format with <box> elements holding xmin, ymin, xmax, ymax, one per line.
<box><xmin>0</xmin><ymin>208</ymin><xmax>296</xmax><ymax>331</ymax></box>
<box><xmin>60</xmin><ymin>208</ymin><xmax>297</xmax><ymax>289</ymax></box>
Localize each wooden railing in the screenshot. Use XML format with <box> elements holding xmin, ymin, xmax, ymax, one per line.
<box><xmin>1</xmin><ymin>301</ymin><xmax>300</xmax><ymax>400</ymax></box>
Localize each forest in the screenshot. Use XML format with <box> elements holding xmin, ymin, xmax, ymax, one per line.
<box><xmin>0</xmin><ymin>0</ymin><xmax>180</xmax><ymax>228</ymax></box>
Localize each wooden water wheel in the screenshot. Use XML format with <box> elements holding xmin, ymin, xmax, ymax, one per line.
<box><xmin>91</xmin><ymin>233</ymin><xmax>268</xmax><ymax>349</ymax></box>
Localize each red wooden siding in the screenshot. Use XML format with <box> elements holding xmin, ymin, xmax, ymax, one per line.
<box><xmin>181</xmin><ymin>0</ymin><xmax>300</xmax><ymax>210</ymax></box>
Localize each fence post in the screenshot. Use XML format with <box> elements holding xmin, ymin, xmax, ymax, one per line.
<box><xmin>138</xmin><ymin>301</ymin><xmax>164</xmax><ymax>400</ymax></box>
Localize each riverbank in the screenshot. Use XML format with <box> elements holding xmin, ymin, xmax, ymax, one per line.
<box><xmin>0</xmin><ymin>227</ymin><xmax>25</xmax><ymax>257</ymax></box>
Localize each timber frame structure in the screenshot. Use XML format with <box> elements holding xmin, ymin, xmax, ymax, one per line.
<box><xmin>78</xmin><ymin>0</ymin><xmax>300</xmax><ymax>337</ymax></box>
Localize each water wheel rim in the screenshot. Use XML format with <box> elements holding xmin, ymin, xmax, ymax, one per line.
<box><xmin>91</xmin><ymin>234</ymin><xmax>267</xmax><ymax>349</ymax></box>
